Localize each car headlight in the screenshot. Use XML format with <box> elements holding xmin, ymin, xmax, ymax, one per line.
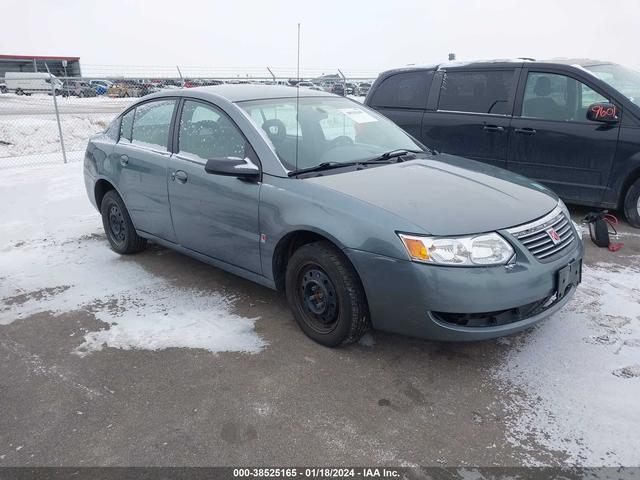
<box><xmin>398</xmin><ymin>232</ymin><xmax>515</xmax><ymax>266</ymax></box>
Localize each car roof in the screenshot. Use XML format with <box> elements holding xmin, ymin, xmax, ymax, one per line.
<box><xmin>169</xmin><ymin>84</ymin><xmax>335</xmax><ymax>102</ymax></box>
<box><xmin>380</xmin><ymin>58</ymin><xmax>616</xmax><ymax>75</ymax></box>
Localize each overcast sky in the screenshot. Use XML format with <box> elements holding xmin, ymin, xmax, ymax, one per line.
<box><xmin>5</xmin><ymin>0</ymin><xmax>640</xmax><ymax>76</ymax></box>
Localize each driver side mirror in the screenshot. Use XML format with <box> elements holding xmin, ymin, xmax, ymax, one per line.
<box><xmin>204</xmin><ymin>156</ymin><xmax>260</xmax><ymax>179</ymax></box>
<box><xmin>586</xmin><ymin>102</ymin><xmax>620</xmax><ymax>124</ymax></box>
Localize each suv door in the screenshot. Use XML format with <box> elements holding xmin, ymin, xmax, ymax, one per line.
<box><xmin>112</xmin><ymin>99</ymin><xmax>177</xmax><ymax>242</ymax></box>
<box><xmin>422</xmin><ymin>68</ymin><xmax>518</xmax><ymax>169</ymax></box>
<box><xmin>367</xmin><ymin>71</ymin><xmax>432</xmax><ymax>138</ymax></box>
<box><xmin>167</xmin><ymin>99</ymin><xmax>261</xmax><ymax>274</ymax></box>
<box><xmin>509</xmin><ymin>68</ymin><xmax>620</xmax><ymax>204</ymax></box>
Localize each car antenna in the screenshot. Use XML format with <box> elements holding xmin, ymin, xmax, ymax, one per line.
<box><xmin>295</xmin><ymin>22</ymin><xmax>301</xmax><ymax>174</ymax></box>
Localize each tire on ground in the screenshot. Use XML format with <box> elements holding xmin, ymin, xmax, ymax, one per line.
<box><xmin>100</xmin><ymin>190</ymin><xmax>147</xmax><ymax>254</ymax></box>
<box><xmin>285</xmin><ymin>241</ymin><xmax>370</xmax><ymax>347</ymax></box>
<box><xmin>623</xmin><ymin>178</ymin><xmax>640</xmax><ymax>228</ymax></box>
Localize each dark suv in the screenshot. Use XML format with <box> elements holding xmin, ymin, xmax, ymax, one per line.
<box><xmin>365</xmin><ymin>59</ymin><xmax>640</xmax><ymax>227</ymax></box>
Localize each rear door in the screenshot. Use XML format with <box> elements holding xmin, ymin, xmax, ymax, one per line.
<box><xmin>367</xmin><ymin>70</ymin><xmax>432</xmax><ymax>139</ymax></box>
<box><xmin>508</xmin><ymin>68</ymin><xmax>620</xmax><ymax>204</ymax></box>
<box><xmin>421</xmin><ymin>68</ymin><xmax>518</xmax><ymax>169</ymax></box>
<box><xmin>167</xmin><ymin>99</ymin><xmax>262</xmax><ymax>273</ymax></box>
<box><xmin>111</xmin><ymin>99</ymin><xmax>177</xmax><ymax>242</ymax></box>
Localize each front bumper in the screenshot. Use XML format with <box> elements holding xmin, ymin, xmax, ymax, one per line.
<box><xmin>345</xmin><ymin>231</ymin><xmax>584</xmax><ymax>341</ymax></box>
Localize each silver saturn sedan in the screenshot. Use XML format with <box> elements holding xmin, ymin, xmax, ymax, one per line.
<box><xmin>83</xmin><ymin>85</ymin><xmax>583</xmax><ymax>346</ymax></box>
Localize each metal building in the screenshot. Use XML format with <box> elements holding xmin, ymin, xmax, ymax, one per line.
<box><xmin>0</xmin><ymin>54</ymin><xmax>81</xmax><ymax>77</ymax></box>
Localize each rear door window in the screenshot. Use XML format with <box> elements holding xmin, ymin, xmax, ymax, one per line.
<box><xmin>369</xmin><ymin>71</ymin><xmax>432</xmax><ymax>109</ymax></box>
<box><xmin>131</xmin><ymin>99</ymin><xmax>176</xmax><ymax>150</ymax></box>
<box><xmin>438</xmin><ymin>70</ymin><xmax>515</xmax><ymax>115</ymax></box>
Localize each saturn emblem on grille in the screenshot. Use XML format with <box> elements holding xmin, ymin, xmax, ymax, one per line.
<box><xmin>546</xmin><ymin>227</ymin><xmax>561</xmax><ymax>245</ymax></box>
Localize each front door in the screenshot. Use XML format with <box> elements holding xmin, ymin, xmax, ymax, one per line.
<box><xmin>421</xmin><ymin>68</ymin><xmax>518</xmax><ymax>169</ymax></box>
<box><xmin>112</xmin><ymin>99</ymin><xmax>177</xmax><ymax>242</ymax></box>
<box><xmin>167</xmin><ymin>99</ymin><xmax>262</xmax><ymax>274</ymax></box>
<box><xmin>508</xmin><ymin>69</ymin><xmax>620</xmax><ymax>204</ymax></box>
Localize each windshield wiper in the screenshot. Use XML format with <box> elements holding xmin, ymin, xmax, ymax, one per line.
<box><xmin>288</xmin><ymin>161</ymin><xmax>361</xmax><ymax>177</ymax></box>
<box><xmin>363</xmin><ymin>148</ymin><xmax>425</xmax><ymax>163</ymax></box>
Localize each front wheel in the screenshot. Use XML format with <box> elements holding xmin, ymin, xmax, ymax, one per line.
<box><xmin>100</xmin><ymin>190</ymin><xmax>147</xmax><ymax>254</ymax></box>
<box><xmin>285</xmin><ymin>241</ymin><xmax>369</xmax><ymax>347</ymax></box>
<box><xmin>624</xmin><ymin>178</ymin><xmax>640</xmax><ymax>228</ymax></box>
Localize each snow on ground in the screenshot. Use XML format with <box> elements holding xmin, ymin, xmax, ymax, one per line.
<box><xmin>0</xmin><ymin>114</ymin><xmax>112</xmax><ymax>159</ymax></box>
<box><xmin>0</xmin><ymin>163</ymin><xmax>266</xmax><ymax>355</ymax></box>
<box><xmin>494</xmin><ymin>262</ymin><xmax>640</xmax><ymax>466</ymax></box>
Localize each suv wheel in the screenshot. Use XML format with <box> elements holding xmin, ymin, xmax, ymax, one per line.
<box><xmin>624</xmin><ymin>178</ymin><xmax>640</xmax><ymax>228</ymax></box>
<box><xmin>100</xmin><ymin>190</ymin><xmax>147</xmax><ymax>254</ymax></box>
<box><xmin>285</xmin><ymin>241</ymin><xmax>369</xmax><ymax>347</ymax></box>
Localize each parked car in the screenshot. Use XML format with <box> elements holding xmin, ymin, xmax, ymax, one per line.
<box><xmin>107</xmin><ymin>81</ymin><xmax>143</xmax><ymax>98</ymax></box>
<box><xmin>62</xmin><ymin>80</ymin><xmax>97</xmax><ymax>98</ymax></box>
<box><xmin>4</xmin><ymin>72</ymin><xmax>63</xmax><ymax>95</ymax></box>
<box><xmin>84</xmin><ymin>85</ymin><xmax>583</xmax><ymax>346</ymax></box>
<box><xmin>330</xmin><ymin>83</ymin><xmax>345</xmax><ymax>95</ymax></box>
<box><xmin>366</xmin><ymin>59</ymin><xmax>640</xmax><ymax>227</ymax></box>
<box><xmin>357</xmin><ymin>82</ymin><xmax>371</xmax><ymax>96</ymax></box>
<box><xmin>330</xmin><ymin>82</ymin><xmax>355</xmax><ymax>96</ymax></box>
<box><xmin>89</xmin><ymin>79</ymin><xmax>113</xmax><ymax>95</ymax></box>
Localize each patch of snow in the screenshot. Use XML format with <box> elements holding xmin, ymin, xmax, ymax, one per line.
<box><xmin>494</xmin><ymin>263</ymin><xmax>640</xmax><ymax>466</ymax></box>
<box><xmin>0</xmin><ymin>163</ymin><xmax>266</xmax><ymax>355</ymax></box>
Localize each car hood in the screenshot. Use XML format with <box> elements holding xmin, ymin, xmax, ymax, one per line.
<box><xmin>305</xmin><ymin>154</ymin><xmax>558</xmax><ymax>236</ymax></box>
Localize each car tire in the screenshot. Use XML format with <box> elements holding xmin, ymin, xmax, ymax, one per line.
<box><xmin>16</xmin><ymin>89</ymin><xmax>23</xmax><ymax>96</ymax></box>
<box><xmin>100</xmin><ymin>190</ymin><xmax>147</xmax><ymax>254</ymax></box>
<box><xmin>285</xmin><ymin>241</ymin><xmax>370</xmax><ymax>347</ymax></box>
<box><xmin>623</xmin><ymin>178</ymin><xmax>640</xmax><ymax>228</ymax></box>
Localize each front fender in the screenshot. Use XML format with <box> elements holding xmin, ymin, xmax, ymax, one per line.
<box><xmin>258</xmin><ymin>176</ymin><xmax>425</xmax><ymax>283</ymax></box>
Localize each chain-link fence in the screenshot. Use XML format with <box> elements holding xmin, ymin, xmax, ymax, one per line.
<box><xmin>0</xmin><ymin>68</ymin><xmax>377</xmax><ymax>169</ymax></box>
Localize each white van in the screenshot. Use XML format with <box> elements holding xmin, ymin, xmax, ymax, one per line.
<box><xmin>4</xmin><ymin>72</ymin><xmax>64</xmax><ymax>96</ymax></box>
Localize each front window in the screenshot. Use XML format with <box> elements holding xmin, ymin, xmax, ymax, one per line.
<box><xmin>584</xmin><ymin>63</ymin><xmax>640</xmax><ymax>107</ymax></box>
<box><xmin>521</xmin><ymin>72</ymin><xmax>609</xmax><ymax>122</ymax></box>
<box><xmin>178</xmin><ymin>100</ymin><xmax>247</xmax><ymax>159</ymax></box>
<box><xmin>238</xmin><ymin>97</ymin><xmax>423</xmax><ymax>171</ymax></box>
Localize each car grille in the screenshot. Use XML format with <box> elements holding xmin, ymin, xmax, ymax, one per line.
<box><xmin>507</xmin><ymin>206</ymin><xmax>576</xmax><ymax>262</ymax></box>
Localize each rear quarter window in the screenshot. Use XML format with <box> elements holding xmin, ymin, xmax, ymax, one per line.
<box><xmin>369</xmin><ymin>71</ymin><xmax>432</xmax><ymax>109</ymax></box>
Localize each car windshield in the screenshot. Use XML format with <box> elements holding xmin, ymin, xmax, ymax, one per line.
<box><xmin>585</xmin><ymin>63</ymin><xmax>640</xmax><ymax>107</ymax></box>
<box><xmin>238</xmin><ymin>96</ymin><xmax>423</xmax><ymax>172</ymax></box>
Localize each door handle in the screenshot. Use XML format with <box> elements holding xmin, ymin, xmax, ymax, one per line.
<box><xmin>172</xmin><ymin>170</ymin><xmax>188</xmax><ymax>183</ymax></box>
<box><xmin>483</xmin><ymin>125</ymin><xmax>505</xmax><ymax>132</ymax></box>
<box><xmin>514</xmin><ymin>128</ymin><xmax>537</xmax><ymax>135</ymax></box>
<box><xmin>119</xmin><ymin>154</ymin><xmax>129</xmax><ymax>166</ymax></box>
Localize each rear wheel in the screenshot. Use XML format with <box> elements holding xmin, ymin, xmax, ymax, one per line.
<box><xmin>285</xmin><ymin>241</ymin><xmax>369</xmax><ymax>347</ymax></box>
<box><xmin>624</xmin><ymin>178</ymin><xmax>640</xmax><ymax>228</ymax></box>
<box><xmin>15</xmin><ymin>88</ymin><xmax>23</xmax><ymax>96</ymax></box>
<box><xmin>100</xmin><ymin>190</ymin><xmax>147</xmax><ymax>254</ymax></box>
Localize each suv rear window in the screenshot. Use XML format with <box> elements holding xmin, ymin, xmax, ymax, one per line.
<box><xmin>369</xmin><ymin>71</ymin><xmax>432</xmax><ymax>109</ymax></box>
<box><xmin>438</xmin><ymin>70</ymin><xmax>515</xmax><ymax>115</ymax></box>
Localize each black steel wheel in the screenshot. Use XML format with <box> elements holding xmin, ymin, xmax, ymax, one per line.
<box><xmin>100</xmin><ymin>190</ymin><xmax>147</xmax><ymax>254</ymax></box>
<box><xmin>285</xmin><ymin>241</ymin><xmax>369</xmax><ymax>347</ymax></box>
